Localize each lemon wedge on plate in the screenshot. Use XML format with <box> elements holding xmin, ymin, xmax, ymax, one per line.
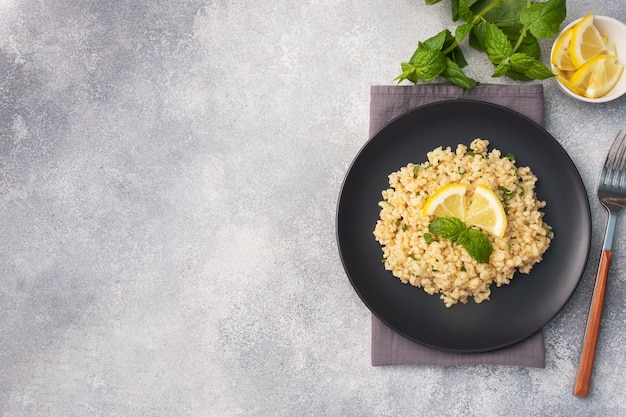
<box><xmin>422</xmin><ymin>183</ymin><xmax>507</xmax><ymax>238</ymax></box>
<box><xmin>422</xmin><ymin>183</ymin><xmax>467</xmax><ymax>219</ymax></box>
<box><xmin>570</xmin><ymin>13</ymin><xmax>606</xmax><ymax>69</ymax></box>
<box><xmin>465</xmin><ymin>185</ymin><xmax>508</xmax><ymax>238</ymax></box>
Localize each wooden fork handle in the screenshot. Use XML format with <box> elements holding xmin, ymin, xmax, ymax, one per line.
<box><xmin>574</xmin><ymin>249</ymin><xmax>612</xmax><ymax>397</ymax></box>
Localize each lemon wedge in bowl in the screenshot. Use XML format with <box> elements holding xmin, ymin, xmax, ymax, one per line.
<box><xmin>568</xmin><ymin>54</ymin><xmax>613</xmax><ymax>89</ymax></box>
<box><xmin>585</xmin><ymin>55</ymin><xmax>625</xmax><ymax>98</ymax></box>
<box><xmin>551</xmin><ymin>27</ymin><xmax>576</xmax><ymax>72</ymax></box>
<box><xmin>569</xmin><ymin>13</ymin><xmax>606</xmax><ymax>69</ymax></box>
<box><xmin>422</xmin><ymin>183</ymin><xmax>507</xmax><ymax>238</ymax></box>
<box><xmin>551</xmin><ymin>14</ymin><xmax>626</xmax><ymax>102</ymax></box>
<box><xmin>556</xmin><ymin>75</ymin><xmax>586</xmax><ymax>96</ymax></box>
<box><xmin>567</xmin><ymin>54</ymin><xmax>624</xmax><ymax>99</ymax></box>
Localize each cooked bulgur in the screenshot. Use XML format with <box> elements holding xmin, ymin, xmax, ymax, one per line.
<box><xmin>373</xmin><ymin>139</ymin><xmax>553</xmax><ymax>307</ymax></box>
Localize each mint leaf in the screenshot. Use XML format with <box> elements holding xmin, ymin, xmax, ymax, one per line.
<box><xmin>519</xmin><ymin>0</ymin><xmax>566</xmax><ymax>39</ymax></box>
<box><xmin>468</xmin><ymin>20</ymin><xmax>487</xmax><ymax>51</ymax></box>
<box><xmin>503</xmin><ymin>69</ymin><xmax>532</xmax><ymax>81</ymax></box>
<box><xmin>457</xmin><ymin>229</ymin><xmax>493</xmax><ymax>263</ymax></box>
<box><xmin>450</xmin><ymin>0</ymin><xmax>461</xmax><ymax>21</ymax></box>
<box><xmin>425</xmin><ymin>0</ymin><xmax>442</xmax><ymax>4</ymax></box>
<box><xmin>442</xmin><ymin>58</ymin><xmax>477</xmax><ymax>89</ymax></box>
<box><xmin>509</xmin><ymin>53</ymin><xmax>555</xmax><ymax>80</ymax></box>
<box><xmin>443</xmin><ymin>28</ymin><xmax>469</xmax><ymax>67</ymax></box>
<box><xmin>458</xmin><ymin>0</ymin><xmax>475</xmax><ymax>23</ymax></box>
<box><xmin>428</xmin><ymin>217</ymin><xmax>466</xmax><ymax>241</ymax></box>
<box><xmin>492</xmin><ymin>60</ymin><xmax>510</xmax><ymax>77</ymax></box>
<box><xmin>416</xmin><ymin>30</ymin><xmax>449</xmax><ymax>54</ymax></box>
<box><xmin>508</xmin><ymin>53</ymin><xmax>535</xmax><ymax>71</ymax></box>
<box><xmin>457</xmin><ymin>0</ymin><xmax>481</xmax><ymax>18</ymax></box>
<box><xmin>428</xmin><ymin>217</ymin><xmax>494</xmax><ymax>263</ymax></box>
<box><xmin>515</xmin><ymin>33</ymin><xmax>541</xmax><ymax>59</ymax></box>
<box><xmin>482</xmin><ymin>0</ymin><xmax>527</xmax><ymax>27</ymax></box>
<box><xmin>395</xmin><ymin>62</ymin><xmax>419</xmax><ymax>84</ymax></box>
<box><xmin>410</xmin><ymin>49</ymin><xmax>447</xmax><ymax>80</ymax></box>
<box><xmin>455</xmin><ymin>23</ymin><xmax>474</xmax><ymax>44</ymax></box>
<box><xmin>449</xmin><ymin>44</ymin><xmax>469</xmax><ymax>68</ymax></box>
<box><xmin>484</xmin><ymin>21</ymin><xmax>512</xmax><ymax>64</ymax></box>
<box><xmin>523</xmin><ymin>63</ymin><xmax>554</xmax><ymax>80</ymax></box>
<box><xmin>496</xmin><ymin>25</ymin><xmax>540</xmax><ymax>59</ymax></box>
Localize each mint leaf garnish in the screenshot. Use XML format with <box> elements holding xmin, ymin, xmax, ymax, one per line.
<box><xmin>428</xmin><ymin>217</ymin><xmax>466</xmax><ymax>241</ymax></box>
<box><xmin>428</xmin><ymin>216</ymin><xmax>494</xmax><ymax>263</ymax></box>
<box><xmin>457</xmin><ymin>229</ymin><xmax>494</xmax><ymax>264</ymax></box>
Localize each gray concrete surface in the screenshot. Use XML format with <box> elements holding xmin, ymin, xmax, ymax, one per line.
<box><xmin>1</xmin><ymin>1</ymin><xmax>625</xmax><ymax>416</ymax></box>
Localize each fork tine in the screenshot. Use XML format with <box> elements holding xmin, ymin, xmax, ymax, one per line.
<box><xmin>611</xmin><ymin>132</ymin><xmax>626</xmax><ymax>188</ymax></box>
<box><xmin>616</xmin><ymin>131</ymin><xmax>626</xmax><ymax>172</ymax></box>
<box><xmin>601</xmin><ymin>131</ymin><xmax>626</xmax><ymax>188</ymax></box>
<box><xmin>606</xmin><ymin>130</ymin><xmax>625</xmax><ymax>169</ymax></box>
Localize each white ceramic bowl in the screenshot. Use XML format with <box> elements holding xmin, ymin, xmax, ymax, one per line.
<box><xmin>550</xmin><ymin>15</ymin><xmax>626</xmax><ymax>103</ymax></box>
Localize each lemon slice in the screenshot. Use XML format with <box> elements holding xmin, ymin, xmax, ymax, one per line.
<box><xmin>557</xmin><ymin>75</ymin><xmax>586</xmax><ymax>96</ymax></box>
<box><xmin>586</xmin><ymin>56</ymin><xmax>625</xmax><ymax>98</ymax></box>
<box><xmin>465</xmin><ymin>185</ymin><xmax>507</xmax><ymax>238</ymax></box>
<box><xmin>551</xmin><ymin>27</ymin><xmax>576</xmax><ymax>71</ymax></box>
<box><xmin>422</xmin><ymin>183</ymin><xmax>467</xmax><ymax>219</ymax></box>
<box><xmin>569</xmin><ymin>13</ymin><xmax>606</xmax><ymax>69</ymax></box>
<box><xmin>569</xmin><ymin>54</ymin><xmax>612</xmax><ymax>89</ymax></box>
<box><xmin>553</xmin><ymin>67</ymin><xmax>575</xmax><ymax>80</ymax></box>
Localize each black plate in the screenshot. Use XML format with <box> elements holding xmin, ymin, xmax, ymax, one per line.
<box><xmin>336</xmin><ymin>100</ymin><xmax>591</xmax><ymax>352</ymax></box>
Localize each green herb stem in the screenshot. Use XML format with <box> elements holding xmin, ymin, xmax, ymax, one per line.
<box><xmin>511</xmin><ymin>27</ymin><xmax>529</xmax><ymax>55</ymax></box>
<box><xmin>442</xmin><ymin>35</ymin><xmax>459</xmax><ymax>55</ymax></box>
<box><xmin>442</xmin><ymin>42</ymin><xmax>459</xmax><ymax>56</ymax></box>
<box><xmin>475</xmin><ymin>0</ymin><xmax>504</xmax><ymax>21</ymax></box>
<box><xmin>442</xmin><ymin>0</ymin><xmax>504</xmax><ymax>56</ymax></box>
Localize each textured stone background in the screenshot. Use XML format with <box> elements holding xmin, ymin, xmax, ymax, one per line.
<box><xmin>1</xmin><ymin>1</ymin><xmax>625</xmax><ymax>416</ymax></box>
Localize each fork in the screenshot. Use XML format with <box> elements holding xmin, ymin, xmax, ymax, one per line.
<box><xmin>574</xmin><ymin>131</ymin><xmax>626</xmax><ymax>398</ymax></box>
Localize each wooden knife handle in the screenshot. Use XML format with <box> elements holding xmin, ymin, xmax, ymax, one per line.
<box><xmin>574</xmin><ymin>249</ymin><xmax>612</xmax><ymax>397</ymax></box>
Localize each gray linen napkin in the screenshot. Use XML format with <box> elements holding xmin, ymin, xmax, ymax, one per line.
<box><xmin>370</xmin><ymin>83</ymin><xmax>545</xmax><ymax>368</ymax></box>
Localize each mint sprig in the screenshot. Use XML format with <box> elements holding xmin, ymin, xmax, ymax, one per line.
<box><xmin>396</xmin><ymin>0</ymin><xmax>567</xmax><ymax>88</ymax></box>
<box><xmin>428</xmin><ymin>216</ymin><xmax>493</xmax><ymax>263</ymax></box>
